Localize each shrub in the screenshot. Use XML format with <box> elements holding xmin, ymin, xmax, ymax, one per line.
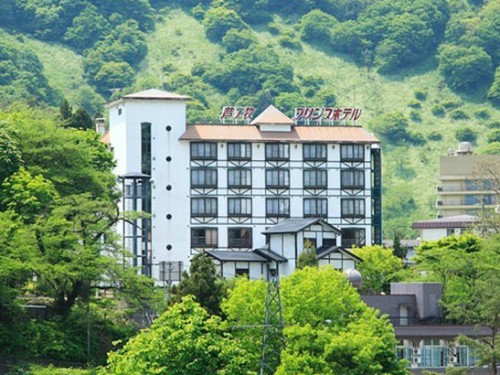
<box><xmin>428</xmin><ymin>131</ymin><xmax>443</xmax><ymax>141</ymax></box>
<box><xmin>449</xmin><ymin>108</ymin><xmax>470</xmax><ymax>120</ymax></box>
<box><xmin>488</xmin><ymin>67</ymin><xmax>500</xmax><ymax>105</ymax></box>
<box><xmin>278</xmin><ymin>33</ymin><xmax>302</xmax><ymax>50</ymax></box>
<box><xmin>431</xmin><ymin>105</ymin><xmax>445</xmax><ymax>117</ymax></box>
<box><xmin>407</xmin><ymin>100</ymin><xmax>421</xmax><ymax>109</ymax></box>
<box><xmin>487</xmin><ymin>129</ymin><xmax>500</xmax><ymax>143</ymax></box>
<box><xmin>474</xmin><ymin>108</ymin><xmax>490</xmax><ymax>120</ymax></box>
<box><xmin>441</xmin><ymin>99</ymin><xmax>462</xmax><ymax>109</ymax></box>
<box><xmin>414</xmin><ymin>90</ymin><xmax>428</xmax><ymax>101</ymax></box>
<box><xmin>487</xmin><ymin>121</ymin><xmax>500</xmax><ymax>129</ymax></box>
<box><xmin>191</xmin><ymin>4</ymin><xmax>205</xmax><ymax>21</ymax></box>
<box><xmin>410</xmin><ymin>109</ymin><xmax>422</xmax><ymax>122</ymax></box>
<box><xmin>455</xmin><ymin>126</ymin><xmax>477</xmax><ymax>143</ymax></box>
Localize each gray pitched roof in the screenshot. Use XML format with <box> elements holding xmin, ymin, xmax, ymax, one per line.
<box><xmin>205</xmin><ymin>250</ymin><xmax>267</xmax><ymax>263</ymax></box>
<box><xmin>316</xmin><ymin>246</ymin><xmax>363</xmax><ymax>262</ymax></box>
<box><xmin>412</xmin><ymin>215</ymin><xmax>478</xmax><ymax>229</ymax></box>
<box><xmin>262</xmin><ymin>218</ymin><xmax>341</xmax><ymax>235</ymax></box>
<box><xmin>253</xmin><ymin>248</ymin><xmax>288</xmax><ymax>263</ymax></box>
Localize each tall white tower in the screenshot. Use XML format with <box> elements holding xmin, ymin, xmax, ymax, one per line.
<box><xmin>107</xmin><ymin>89</ymin><xmax>191</xmax><ymax>280</ymax></box>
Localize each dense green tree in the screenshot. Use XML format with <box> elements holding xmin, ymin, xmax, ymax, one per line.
<box><xmin>202</xmin><ymin>46</ymin><xmax>294</xmax><ymax>96</ymax></box>
<box><xmin>488</xmin><ymin>67</ymin><xmax>500</xmax><ymax>105</ymax></box>
<box><xmin>299</xmin><ymin>9</ymin><xmax>336</xmax><ymax>44</ymax></box>
<box><xmin>93</xmin><ymin>62</ymin><xmax>135</xmax><ymax>96</ymax></box>
<box><xmin>0</xmin><ymin>106</ymin><xmax>161</xmax><ymax>363</ymax></box>
<box><xmin>102</xmin><ymin>296</ymin><xmax>252</xmax><ymax>375</ymax></box>
<box><xmin>64</xmin><ymin>4</ymin><xmax>110</xmax><ymax>51</ymax></box>
<box><xmin>415</xmin><ymin>234</ymin><xmax>500</xmax><ymax>374</ymax></box>
<box><xmin>476</xmin><ymin>1</ymin><xmax>500</xmax><ymax>65</ymax></box>
<box><xmin>369</xmin><ymin>112</ymin><xmax>421</xmax><ymax>145</ymax></box>
<box><xmin>169</xmin><ymin>253</ymin><xmax>224</xmax><ymax>316</ymax></box>
<box><xmin>375</xmin><ymin>13</ymin><xmax>434</xmax><ymax>73</ymax></box>
<box><xmin>0</xmin><ymin>32</ymin><xmax>60</xmax><ymax>105</ymax></box>
<box><xmin>70</xmin><ymin>108</ymin><xmax>94</xmax><ymax>130</ymax></box>
<box><xmin>438</xmin><ymin>44</ymin><xmax>493</xmax><ymax>91</ymax></box>
<box><xmin>223</xmin><ymin>267</ymin><xmax>407</xmax><ymax>374</ymax></box>
<box><xmin>0</xmin><ymin>127</ymin><xmax>22</xmax><ymax>184</ymax></box>
<box><xmin>353</xmin><ymin>245</ymin><xmax>404</xmax><ymax>294</ymax></box>
<box><xmin>222</xmin><ymin>29</ymin><xmax>257</xmax><ymax>53</ymax></box>
<box><xmin>203</xmin><ymin>6</ymin><xmax>248</xmax><ymax>42</ymax></box>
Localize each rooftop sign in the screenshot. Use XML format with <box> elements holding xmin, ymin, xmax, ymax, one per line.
<box><xmin>294</xmin><ymin>107</ymin><xmax>362</xmax><ymax>125</ymax></box>
<box><xmin>220</xmin><ymin>106</ymin><xmax>255</xmax><ymax>124</ymax></box>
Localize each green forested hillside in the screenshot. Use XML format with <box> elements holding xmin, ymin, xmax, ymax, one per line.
<box><xmin>1</xmin><ymin>0</ymin><xmax>499</xmax><ymax>237</ymax></box>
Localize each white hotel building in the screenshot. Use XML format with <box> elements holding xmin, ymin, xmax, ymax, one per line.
<box><xmin>106</xmin><ymin>89</ymin><xmax>382</xmax><ymax>281</ymax></box>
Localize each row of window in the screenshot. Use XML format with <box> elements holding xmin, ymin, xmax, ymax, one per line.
<box><xmin>191</xmin><ymin>142</ymin><xmax>365</xmax><ymax>162</ymax></box>
<box><xmin>191</xmin><ymin>227</ymin><xmax>366</xmax><ymax>248</ymax></box>
<box><xmin>192</xmin><ymin>228</ymin><xmax>252</xmax><ymax>248</ymax></box>
<box><xmin>191</xmin><ymin>168</ymin><xmax>365</xmax><ymax>189</ymax></box>
<box><xmin>191</xmin><ymin>197</ymin><xmax>366</xmax><ymax>218</ymax></box>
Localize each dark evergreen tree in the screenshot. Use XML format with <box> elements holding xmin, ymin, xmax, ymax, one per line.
<box><xmin>70</xmin><ymin>107</ymin><xmax>94</xmax><ymax>130</ymax></box>
<box><xmin>170</xmin><ymin>253</ymin><xmax>224</xmax><ymax>316</ymax></box>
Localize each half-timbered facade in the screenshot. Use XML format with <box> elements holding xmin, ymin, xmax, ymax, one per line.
<box><xmin>106</xmin><ymin>89</ymin><xmax>381</xmax><ymax>281</ymax></box>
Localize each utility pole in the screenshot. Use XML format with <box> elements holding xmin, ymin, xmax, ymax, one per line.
<box><xmin>259</xmin><ymin>265</ymin><xmax>284</xmax><ymax>375</ymax></box>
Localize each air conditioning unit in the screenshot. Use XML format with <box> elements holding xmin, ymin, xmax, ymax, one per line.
<box><xmin>412</xmin><ymin>356</ymin><xmax>421</xmax><ymax>365</ymax></box>
<box><xmin>436</xmin><ymin>200</ymin><xmax>443</xmax><ymax>206</ymax></box>
<box><xmin>412</xmin><ymin>348</ymin><xmax>421</xmax><ymax>356</ymax></box>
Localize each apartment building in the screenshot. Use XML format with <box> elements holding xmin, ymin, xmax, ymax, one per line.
<box><xmin>436</xmin><ymin>142</ymin><xmax>499</xmax><ymax>217</ymax></box>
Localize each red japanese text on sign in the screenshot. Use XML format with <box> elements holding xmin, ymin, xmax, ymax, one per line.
<box><xmin>220</xmin><ymin>106</ymin><xmax>255</xmax><ymax>123</ymax></box>
<box><xmin>294</xmin><ymin>107</ymin><xmax>362</xmax><ymax>123</ymax></box>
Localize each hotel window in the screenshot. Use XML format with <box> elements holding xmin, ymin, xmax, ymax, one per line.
<box><xmin>304</xmin><ymin>169</ymin><xmax>327</xmax><ymax>189</ymax></box>
<box><xmin>228</xmin><ymin>143</ymin><xmax>251</xmax><ymax>160</ymax></box>
<box><xmin>341</xmin><ymin>169</ymin><xmax>365</xmax><ymax>189</ymax></box>
<box><xmin>464</xmin><ymin>195</ymin><xmax>479</xmax><ymax>206</ymax></box>
<box><xmin>191</xmin><ymin>228</ymin><xmax>218</xmax><ymax>247</ymax></box>
<box><xmin>191</xmin><ymin>198</ymin><xmax>217</xmax><ymax>217</ymax></box>
<box><xmin>266</xmin><ymin>198</ymin><xmax>290</xmax><ymax>217</ymax></box>
<box><xmin>341</xmin><ymin>228</ymin><xmax>365</xmax><ymax>247</ymax></box>
<box><xmin>341</xmin><ymin>198</ymin><xmax>365</xmax><ymax>218</ymax></box>
<box><xmin>228</xmin><ymin>168</ymin><xmax>252</xmax><ymax>188</ymax></box>
<box><xmin>266</xmin><ymin>143</ymin><xmax>289</xmax><ymax>161</ymax></box>
<box><xmin>141</xmin><ymin>122</ymin><xmax>151</xmax><ymax>176</ymax></box>
<box><xmin>228</xmin><ymin>197</ymin><xmax>252</xmax><ymax>217</ymax></box>
<box><xmin>228</xmin><ymin>228</ymin><xmax>253</xmax><ymax>248</ymax></box>
<box><xmin>191</xmin><ymin>168</ymin><xmax>217</xmax><ymax>188</ymax></box>
<box><xmin>266</xmin><ymin>169</ymin><xmax>290</xmax><ymax>188</ymax></box>
<box><xmin>303</xmin><ymin>144</ymin><xmax>327</xmax><ymax>161</ymax></box>
<box><xmin>483</xmin><ymin>194</ymin><xmax>496</xmax><ymax>205</ymax></box>
<box><xmin>341</xmin><ymin>144</ymin><xmax>364</xmax><ymax>162</ymax></box>
<box><xmin>304</xmin><ymin>198</ymin><xmax>327</xmax><ymax>217</ymax></box>
<box><xmin>191</xmin><ymin>142</ymin><xmax>217</xmax><ymax>160</ymax></box>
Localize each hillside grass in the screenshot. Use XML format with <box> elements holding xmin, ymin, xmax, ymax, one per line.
<box><xmin>16</xmin><ymin>6</ymin><xmax>499</xmax><ymax>237</ymax></box>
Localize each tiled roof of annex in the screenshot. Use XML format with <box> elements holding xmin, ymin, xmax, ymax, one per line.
<box><xmin>181</xmin><ymin>104</ymin><xmax>379</xmax><ymax>143</ymax></box>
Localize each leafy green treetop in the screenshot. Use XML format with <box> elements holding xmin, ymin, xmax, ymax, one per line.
<box><xmin>223</xmin><ymin>267</ymin><xmax>407</xmax><ymax>374</ymax></box>
<box><xmin>102</xmin><ymin>296</ymin><xmax>253</xmax><ymax>375</ymax></box>
<box><xmin>296</xmin><ymin>239</ymin><xmax>318</xmax><ymax>269</ymax></box>
<box><xmin>353</xmin><ymin>245</ymin><xmax>405</xmax><ymax>294</ymax></box>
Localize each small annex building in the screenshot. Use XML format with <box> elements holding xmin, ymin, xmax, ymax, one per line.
<box><xmin>411</xmin><ymin>215</ymin><xmax>477</xmax><ymax>241</ymax></box>
<box><xmin>206</xmin><ymin>218</ymin><xmax>361</xmax><ymax>279</ymax></box>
